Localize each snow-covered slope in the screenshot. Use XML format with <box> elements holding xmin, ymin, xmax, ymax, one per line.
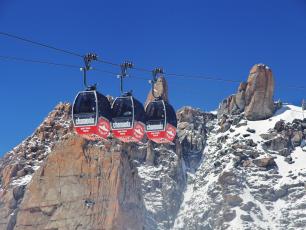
<box><xmin>174</xmin><ymin>104</ymin><xmax>306</xmax><ymax>230</ymax></box>
<box><xmin>228</xmin><ymin>104</ymin><xmax>305</xmax><ymax>142</ymax></box>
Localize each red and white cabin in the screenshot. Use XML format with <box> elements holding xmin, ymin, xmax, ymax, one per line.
<box><xmin>72</xmin><ymin>90</ymin><xmax>112</xmax><ymax>141</ymax></box>
<box><xmin>145</xmin><ymin>100</ymin><xmax>177</xmax><ymax>144</ymax></box>
<box><xmin>111</xmin><ymin>95</ymin><xmax>145</xmax><ymax>143</ymax></box>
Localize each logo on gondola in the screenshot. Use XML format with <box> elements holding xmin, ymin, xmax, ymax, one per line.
<box><xmin>97</xmin><ymin>119</ymin><xmax>110</xmax><ymax>137</ymax></box>
<box><xmin>134</xmin><ymin>128</ymin><xmax>143</xmax><ymax>136</ymax></box>
<box><xmin>99</xmin><ymin>124</ymin><xmax>109</xmax><ymax>132</ymax></box>
<box><xmin>167</xmin><ymin>130</ymin><xmax>175</xmax><ymax>137</ymax></box>
<box><xmin>134</xmin><ymin>123</ymin><xmax>145</xmax><ymax>139</ymax></box>
<box><xmin>166</xmin><ymin>125</ymin><xmax>176</xmax><ymax>140</ymax></box>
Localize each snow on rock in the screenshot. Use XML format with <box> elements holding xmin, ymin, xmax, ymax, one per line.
<box><xmin>174</xmin><ymin>104</ymin><xmax>306</xmax><ymax>230</ymax></box>
<box><xmin>137</xmin><ymin>145</ymin><xmax>186</xmax><ymax>229</ymax></box>
<box><xmin>275</xmin><ymin>147</ymin><xmax>306</xmax><ymax>178</ymax></box>
<box><xmin>1</xmin><ymin>101</ymin><xmax>306</xmax><ymax>229</ymax></box>
<box><xmin>0</xmin><ymin>103</ymin><xmax>72</xmax><ymax>229</ymax></box>
<box><xmin>11</xmin><ymin>174</ymin><xmax>33</xmax><ymax>186</ymax></box>
<box><xmin>0</xmin><ymin>103</ymin><xmax>72</xmax><ymax>187</ymax></box>
<box><xmin>223</xmin><ymin>104</ymin><xmax>304</xmax><ymax>146</ymax></box>
<box><xmin>243</xmin><ymin>104</ymin><xmax>304</xmax><ymax>136</ymax></box>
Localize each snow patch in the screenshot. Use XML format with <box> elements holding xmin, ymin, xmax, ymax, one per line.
<box><xmin>11</xmin><ymin>174</ymin><xmax>33</xmax><ymax>186</ymax></box>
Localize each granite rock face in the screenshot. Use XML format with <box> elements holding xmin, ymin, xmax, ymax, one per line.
<box><xmin>244</xmin><ymin>64</ymin><xmax>275</xmax><ymax>120</ymax></box>
<box><xmin>145</xmin><ymin>76</ymin><xmax>168</xmax><ymax>107</ymax></box>
<box><xmin>218</xmin><ymin>64</ymin><xmax>275</xmax><ymax>121</ymax></box>
<box><xmin>174</xmin><ymin>108</ymin><xmax>306</xmax><ymax>230</ymax></box>
<box><xmin>14</xmin><ymin>136</ymin><xmax>145</xmax><ymax>230</ymax></box>
<box><xmin>0</xmin><ymin>102</ymin><xmax>215</xmax><ymax>229</ymax></box>
<box><xmin>176</xmin><ymin>107</ymin><xmax>216</xmax><ymax>171</ymax></box>
<box><xmin>0</xmin><ymin>103</ymin><xmax>72</xmax><ymax>230</ymax></box>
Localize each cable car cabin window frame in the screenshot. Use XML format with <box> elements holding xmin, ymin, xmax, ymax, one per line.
<box><xmin>72</xmin><ymin>90</ymin><xmax>98</xmax><ymax>127</ymax></box>
<box><xmin>111</xmin><ymin>96</ymin><xmax>135</xmax><ymax>130</ymax></box>
<box><xmin>145</xmin><ymin>100</ymin><xmax>167</xmax><ymax>132</ymax></box>
<box><xmin>164</xmin><ymin>102</ymin><xmax>177</xmax><ymax>127</ymax></box>
<box><xmin>95</xmin><ymin>92</ymin><xmax>112</xmax><ymax>122</ymax></box>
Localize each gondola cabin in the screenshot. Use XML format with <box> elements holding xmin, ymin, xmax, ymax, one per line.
<box><xmin>111</xmin><ymin>95</ymin><xmax>145</xmax><ymax>142</ymax></box>
<box><xmin>145</xmin><ymin>100</ymin><xmax>177</xmax><ymax>143</ymax></box>
<box><xmin>72</xmin><ymin>90</ymin><xmax>112</xmax><ymax>141</ymax></box>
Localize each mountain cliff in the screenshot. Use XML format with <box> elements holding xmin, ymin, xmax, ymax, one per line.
<box><xmin>0</xmin><ymin>64</ymin><xmax>306</xmax><ymax>230</ymax></box>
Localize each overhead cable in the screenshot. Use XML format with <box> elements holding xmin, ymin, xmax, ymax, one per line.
<box><xmin>1</xmin><ymin>31</ymin><xmax>306</xmax><ymax>91</ymax></box>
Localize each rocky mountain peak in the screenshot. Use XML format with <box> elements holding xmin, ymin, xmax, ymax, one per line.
<box><xmin>250</xmin><ymin>63</ymin><xmax>271</xmax><ymax>73</ymax></box>
<box><xmin>0</xmin><ymin>98</ymin><xmax>216</xmax><ymax>229</ymax></box>
<box><xmin>1</xmin><ymin>64</ymin><xmax>306</xmax><ymax>229</ymax></box>
<box><xmin>218</xmin><ymin>63</ymin><xmax>275</xmax><ymax>121</ymax></box>
<box><xmin>175</xmin><ymin>104</ymin><xmax>306</xmax><ymax>229</ymax></box>
<box><xmin>245</xmin><ymin>63</ymin><xmax>275</xmax><ymax>120</ymax></box>
<box><xmin>0</xmin><ymin>102</ymin><xmax>72</xmax><ymax>229</ymax></box>
<box><xmin>145</xmin><ymin>76</ymin><xmax>168</xmax><ymax>107</ymax></box>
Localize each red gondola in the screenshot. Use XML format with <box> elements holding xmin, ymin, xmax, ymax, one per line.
<box><xmin>72</xmin><ymin>54</ymin><xmax>112</xmax><ymax>141</ymax></box>
<box><xmin>145</xmin><ymin>68</ymin><xmax>177</xmax><ymax>143</ymax></box>
<box><xmin>111</xmin><ymin>62</ymin><xmax>145</xmax><ymax>142</ymax></box>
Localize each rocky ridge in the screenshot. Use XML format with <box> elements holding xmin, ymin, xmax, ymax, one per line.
<box><xmin>0</xmin><ymin>65</ymin><xmax>306</xmax><ymax>229</ymax></box>
<box><xmin>0</xmin><ymin>103</ymin><xmax>71</xmax><ymax>229</ymax></box>
<box><xmin>145</xmin><ymin>75</ymin><xmax>169</xmax><ymax>107</ymax></box>
<box><xmin>0</xmin><ymin>76</ymin><xmax>176</xmax><ymax>229</ymax></box>
<box><xmin>218</xmin><ymin>64</ymin><xmax>275</xmax><ymax>121</ymax></box>
<box><xmin>174</xmin><ymin>104</ymin><xmax>306</xmax><ymax>229</ymax></box>
<box><xmin>0</xmin><ymin>98</ymin><xmax>213</xmax><ymax>229</ymax></box>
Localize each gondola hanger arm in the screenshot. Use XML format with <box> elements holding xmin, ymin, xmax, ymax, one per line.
<box><xmin>118</xmin><ymin>61</ymin><xmax>133</xmax><ymax>95</ymax></box>
<box><xmin>81</xmin><ymin>53</ymin><xmax>98</xmax><ymax>90</ymax></box>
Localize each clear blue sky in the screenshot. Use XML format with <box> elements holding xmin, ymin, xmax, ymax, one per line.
<box><xmin>1</xmin><ymin>0</ymin><xmax>306</xmax><ymax>155</ymax></box>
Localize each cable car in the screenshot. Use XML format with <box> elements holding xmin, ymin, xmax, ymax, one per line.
<box><xmin>72</xmin><ymin>53</ymin><xmax>112</xmax><ymax>141</ymax></box>
<box><xmin>111</xmin><ymin>62</ymin><xmax>145</xmax><ymax>142</ymax></box>
<box><xmin>145</xmin><ymin>68</ymin><xmax>177</xmax><ymax>143</ymax></box>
